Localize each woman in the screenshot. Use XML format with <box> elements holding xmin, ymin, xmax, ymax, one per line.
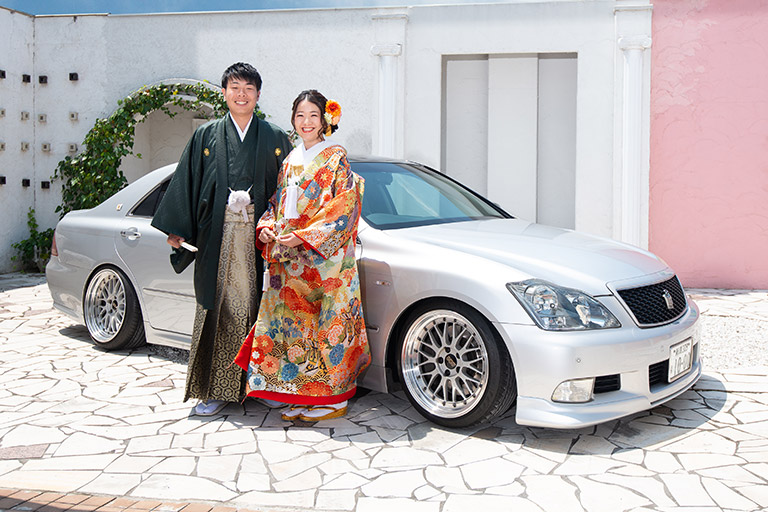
<box><xmin>234</xmin><ymin>90</ymin><xmax>370</xmax><ymax>422</ymax></box>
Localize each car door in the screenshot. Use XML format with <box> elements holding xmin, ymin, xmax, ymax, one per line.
<box><xmin>114</xmin><ymin>178</ymin><xmax>196</xmax><ymax>336</ymax></box>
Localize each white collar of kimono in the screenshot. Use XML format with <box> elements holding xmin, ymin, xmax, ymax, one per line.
<box><xmin>228</xmin><ymin>112</ymin><xmax>253</xmax><ymax>142</ymax></box>
<box><xmin>289</xmin><ymin>139</ymin><xmax>333</xmax><ymax>168</ymax></box>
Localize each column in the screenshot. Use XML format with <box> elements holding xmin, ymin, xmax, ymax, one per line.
<box><xmin>371</xmin><ymin>43</ymin><xmax>401</xmax><ymax>158</ymax></box>
<box><xmin>618</xmin><ymin>35</ymin><xmax>652</xmax><ymax>247</ymax></box>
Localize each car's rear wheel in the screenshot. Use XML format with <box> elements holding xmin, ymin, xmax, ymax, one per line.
<box><xmin>398</xmin><ymin>301</ymin><xmax>516</xmax><ymax>428</ymax></box>
<box><xmin>83</xmin><ymin>267</ymin><xmax>146</xmax><ymax>350</ymax></box>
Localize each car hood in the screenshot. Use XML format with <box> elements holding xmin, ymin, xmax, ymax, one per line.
<box><xmin>386</xmin><ymin>218</ymin><xmax>668</xmax><ymax>295</ymax></box>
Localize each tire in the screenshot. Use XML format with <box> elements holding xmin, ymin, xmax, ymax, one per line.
<box><xmin>397</xmin><ymin>300</ymin><xmax>516</xmax><ymax>428</ymax></box>
<box><xmin>83</xmin><ymin>267</ymin><xmax>146</xmax><ymax>350</ymax></box>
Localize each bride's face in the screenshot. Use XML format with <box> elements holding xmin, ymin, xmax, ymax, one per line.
<box><xmin>293</xmin><ymin>100</ymin><xmax>324</xmax><ymax>147</ymax></box>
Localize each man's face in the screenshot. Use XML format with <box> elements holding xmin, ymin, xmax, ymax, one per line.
<box><xmin>222</xmin><ymin>78</ymin><xmax>260</xmax><ymax>118</ymax></box>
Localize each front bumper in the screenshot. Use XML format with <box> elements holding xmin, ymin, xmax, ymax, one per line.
<box><xmin>496</xmin><ymin>297</ymin><xmax>701</xmax><ymax>428</ymax></box>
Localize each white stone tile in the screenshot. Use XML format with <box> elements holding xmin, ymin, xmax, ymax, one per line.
<box><xmin>313</xmin><ymin>436</ymin><xmax>351</xmax><ymax>452</ymax></box>
<box><xmin>236</xmin><ymin>472</ymin><xmax>271</xmax><ymax>492</ymax></box>
<box><xmin>1</xmin><ymin>424</ymin><xmax>66</xmax><ymax>447</ymax></box>
<box><xmin>642</xmin><ymin>451</ymin><xmax>683</xmax><ymax>473</ymax></box>
<box><xmin>521</xmin><ymin>475</ymin><xmax>583</xmax><ymax>511</ymax></box>
<box><xmin>104</xmin><ymin>455</ymin><xmax>163</xmax><ymax>474</ymax></box>
<box><xmin>460</xmin><ymin>457</ymin><xmax>524</xmax><ymax>489</ymax></box>
<box><xmin>503</xmin><ymin>448</ymin><xmax>558</xmax><ymax>475</ymax></box>
<box><xmin>523</xmin><ymin>437</ymin><xmax>572</xmax><ymax>462</ymax></box>
<box><xmin>22</xmin><ymin>454</ymin><xmax>119</xmax><ymax>471</ymax></box>
<box><xmin>334</xmin><ymin>445</ymin><xmax>370</xmax><ymax>461</ymax></box>
<box><xmin>316</xmin><ymin>489</ymin><xmax>357</xmax><ymax>511</ymax></box>
<box><xmin>125</xmin><ymin>433</ymin><xmax>173</xmax><ymax>454</ymax></box>
<box><xmin>443</xmin><ymin>494</ymin><xmax>544</xmax><ymax>512</ymax></box>
<box><xmin>270</xmin><ymin>452</ymin><xmax>331</xmax><ymax>481</ymax></box>
<box><xmin>591</xmin><ymin>474</ymin><xmax>676</xmax><ymax>507</ymax></box>
<box><xmin>371</xmin><ymin>447</ymin><xmax>443</xmax><ymax>468</ymax></box>
<box><xmin>131</xmin><ymin>474</ymin><xmax>237</xmax><ymax>501</ymax></box>
<box><xmin>570</xmin><ymin>476</ymin><xmax>652</xmax><ymax>512</ymax></box>
<box><xmin>424</xmin><ymin>466</ymin><xmax>472</xmax><ymax>493</ymax></box>
<box><xmin>611</xmin><ymin>449</ymin><xmax>644</xmax><ymax>465</ymax></box>
<box><xmin>361</xmin><ymin>414</ymin><xmax>414</xmax><ymax>430</ymax></box>
<box><xmin>701</xmin><ymin>477</ymin><xmax>759</xmax><ymax>510</ymax></box>
<box><xmin>74</xmin><ymin>423</ymin><xmax>163</xmax><ymax>440</ymax></box>
<box><xmin>252</xmin><ymin>427</ymin><xmax>288</xmax><ymax>442</ymax></box>
<box><xmin>442</xmin><ymin>437</ymin><xmax>509</xmax><ymax>467</ymax></box>
<box><xmin>319</xmin><ymin>458</ymin><xmax>357</xmax><ymax>475</ymax></box>
<box><xmin>553</xmin><ymin>455</ymin><xmax>624</xmax><ymax>476</ymax></box>
<box><xmin>698</xmin><ymin>465</ymin><xmax>764</xmax><ymax>484</ymax></box>
<box><xmin>321</xmin><ymin>472</ymin><xmax>370</xmax><ymax>490</ymax></box>
<box><xmin>362</xmin><ymin>469</ymin><xmax>425</xmax><ymax>497</ymax></box>
<box><xmin>55</xmin><ymin>432</ymin><xmax>124</xmax><ymax>456</ymax></box>
<box><xmin>234</xmin><ymin>489</ymin><xmax>315</xmax><ymax>509</ymax></box>
<box><xmin>743</xmin><ymin>462</ymin><xmax>768</xmax><ymax>480</ymax></box>
<box><xmin>258</xmin><ymin>440</ymin><xmax>312</xmax><ymax>464</ymax></box>
<box><xmin>407</xmin><ymin>422</ymin><xmax>472</xmax><ymax>453</ymax></box>
<box><xmin>286</xmin><ymin>428</ymin><xmax>331</xmax><ymax>443</ymax></box>
<box><xmin>240</xmin><ymin>453</ymin><xmax>269</xmax><ymax>474</ymax></box>
<box><xmin>147</xmin><ymin>456</ymin><xmax>196</xmax><ymax>475</ymax></box>
<box><xmin>171</xmin><ymin>433</ymin><xmax>204</xmax><ymax>449</ymax></box>
<box><xmin>571</xmin><ymin>436</ymin><xmax>618</xmax><ymax>455</ymax></box>
<box><xmin>414</xmin><ymin>485</ymin><xmax>442</xmax><ymax>500</ymax></box>
<box><xmin>0</xmin><ymin>469</ymin><xmax>100</xmax><ymax>492</ymax></box>
<box><xmin>0</xmin><ymin>460</ymin><xmax>22</xmax><ymax>476</ymax></box>
<box><xmin>204</xmin><ymin>428</ymin><xmax>255</xmax><ymax>448</ymax></box>
<box><xmin>80</xmin><ymin>472</ymin><xmax>142</xmax><ymax>495</ymax></box>
<box><xmin>485</xmin><ymin>482</ymin><xmax>525</xmax><ymax>496</ymax></box>
<box><xmin>739</xmin><ymin>484</ymin><xmax>768</xmax><ymax>508</ymax></box>
<box><xmin>273</xmin><ymin>467</ymin><xmax>323</xmax><ymax>492</ymax></box>
<box><xmin>659</xmin><ymin>474</ymin><xmax>716</xmax><ymax>507</ymax></box>
<box><xmin>197</xmin><ymin>454</ymin><xmax>242</xmax><ymax>482</ymax></box>
<box><xmin>357</xmin><ymin>497</ymin><xmax>440</xmax><ymax>512</ymax></box>
<box><xmin>678</xmin><ymin>453</ymin><xmax>747</xmax><ymax>471</ymax></box>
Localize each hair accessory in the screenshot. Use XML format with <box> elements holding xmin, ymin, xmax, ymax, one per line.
<box><xmin>324</xmin><ymin>100</ymin><xmax>341</xmax><ymax>136</ymax></box>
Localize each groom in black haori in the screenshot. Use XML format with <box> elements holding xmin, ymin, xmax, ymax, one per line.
<box><xmin>152</xmin><ymin>62</ymin><xmax>293</xmax><ymax>416</ymax></box>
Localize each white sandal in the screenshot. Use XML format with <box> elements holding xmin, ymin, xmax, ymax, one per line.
<box><xmin>281</xmin><ymin>405</ymin><xmax>308</xmax><ymax>421</ymax></box>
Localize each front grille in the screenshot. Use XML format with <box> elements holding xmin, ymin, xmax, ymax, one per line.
<box><xmin>649</xmin><ymin>360</ymin><xmax>668</xmax><ymax>388</ymax></box>
<box><xmin>617</xmin><ymin>276</ymin><xmax>687</xmax><ymax>327</ymax></box>
<box><xmin>594</xmin><ymin>374</ymin><xmax>621</xmax><ymax>394</ymax></box>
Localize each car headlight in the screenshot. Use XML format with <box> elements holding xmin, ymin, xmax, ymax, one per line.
<box><xmin>507</xmin><ymin>279</ymin><xmax>620</xmax><ymax>331</ymax></box>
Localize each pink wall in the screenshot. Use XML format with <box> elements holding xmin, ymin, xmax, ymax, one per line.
<box><xmin>649</xmin><ymin>0</ymin><xmax>768</xmax><ymax>289</ymax></box>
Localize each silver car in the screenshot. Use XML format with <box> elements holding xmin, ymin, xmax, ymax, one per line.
<box><xmin>47</xmin><ymin>157</ymin><xmax>701</xmax><ymax>428</ymax></box>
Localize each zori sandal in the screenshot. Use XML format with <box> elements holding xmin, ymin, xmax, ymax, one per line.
<box><xmin>281</xmin><ymin>406</ymin><xmax>307</xmax><ymax>421</ymax></box>
<box><xmin>299</xmin><ymin>402</ymin><xmax>348</xmax><ymax>422</ymax></box>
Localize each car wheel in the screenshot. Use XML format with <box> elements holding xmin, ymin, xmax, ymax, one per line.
<box><xmin>83</xmin><ymin>267</ymin><xmax>146</xmax><ymax>350</ymax></box>
<box><xmin>398</xmin><ymin>301</ymin><xmax>516</xmax><ymax>428</ymax></box>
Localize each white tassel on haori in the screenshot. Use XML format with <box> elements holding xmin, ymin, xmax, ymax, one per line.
<box><xmin>227</xmin><ymin>186</ymin><xmax>252</xmax><ymax>222</ymax></box>
<box><xmin>284</xmin><ymin>177</ymin><xmax>300</xmax><ymax>219</ymax></box>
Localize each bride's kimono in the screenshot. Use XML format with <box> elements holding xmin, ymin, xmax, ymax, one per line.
<box><xmin>234</xmin><ymin>140</ymin><xmax>370</xmax><ymax>405</ymax></box>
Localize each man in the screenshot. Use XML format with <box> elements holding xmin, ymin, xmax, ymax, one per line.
<box><xmin>151</xmin><ymin>62</ymin><xmax>293</xmax><ymax>416</ymax></box>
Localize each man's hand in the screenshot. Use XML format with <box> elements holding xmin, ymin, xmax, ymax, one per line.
<box><xmin>167</xmin><ymin>234</ymin><xmax>184</xmax><ymax>249</ymax></box>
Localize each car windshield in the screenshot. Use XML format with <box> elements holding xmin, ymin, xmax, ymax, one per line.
<box><xmin>352</xmin><ymin>161</ymin><xmax>509</xmax><ymax>229</ymax></box>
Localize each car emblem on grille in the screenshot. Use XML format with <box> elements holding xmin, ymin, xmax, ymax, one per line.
<box><xmin>662</xmin><ymin>289</ymin><xmax>674</xmax><ymax>310</ymax></box>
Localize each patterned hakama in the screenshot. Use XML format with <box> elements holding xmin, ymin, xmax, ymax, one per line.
<box><xmin>184</xmin><ymin>205</ymin><xmax>258</xmax><ymax>402</ymax></box>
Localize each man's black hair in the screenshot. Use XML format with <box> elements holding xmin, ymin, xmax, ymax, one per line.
<box><xmin>221</xmin><ymin>62</ymin><xmax>262</xmax><ymax>90</ymax></box>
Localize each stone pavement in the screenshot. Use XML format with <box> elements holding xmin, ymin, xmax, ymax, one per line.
<box><xmin>1</xmin><ymin>273</ymin><xmax>767</xmax><ymax>512</ymax></box>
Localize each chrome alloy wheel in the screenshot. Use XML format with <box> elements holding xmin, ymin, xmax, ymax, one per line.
<box><xmin>84</xmin><ymin>268</ymin><xmax>127</xmax><ymax>343</ymax></box>
<box><xmin>401</xmin><ymin>309</ymin><xmax>490</xmax><ymax>418</ymax></box>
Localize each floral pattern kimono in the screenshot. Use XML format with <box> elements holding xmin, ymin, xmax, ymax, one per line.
<box><xmin>235</xmin><ymin>140</ymin><xmax>370</xmax><ymax>405</ymax></box>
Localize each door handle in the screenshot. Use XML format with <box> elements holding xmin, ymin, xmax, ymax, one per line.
<box><xmin>120</xmin><ymin>228</ymin><xmax>142</xmax><ymax>241</ymax></box>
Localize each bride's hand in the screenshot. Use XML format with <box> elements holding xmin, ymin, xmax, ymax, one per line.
<box><xmin>276</xmin><ymin>233</ymin><xmax>302</xmax><ymax>247</ymax></box>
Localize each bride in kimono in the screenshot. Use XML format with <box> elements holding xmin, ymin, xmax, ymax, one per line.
<box><xmin>235</xmin><ymin>90</ymin><xmax>370</xmax><ymax>422</ymax></box>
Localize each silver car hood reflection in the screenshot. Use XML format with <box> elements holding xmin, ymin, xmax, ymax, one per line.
<box><xmin>379</xmin><ymin>218</ymin><xmax>667</xmax><ymax>295</ymax></box>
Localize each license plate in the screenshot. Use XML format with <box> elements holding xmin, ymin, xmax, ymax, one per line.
<box><xmin>668</xmin><ymin>338</ymin><xmax>693</xmax><ymax>382</ymax></box>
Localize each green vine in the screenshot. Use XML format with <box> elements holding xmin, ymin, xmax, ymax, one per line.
<box><xmin>11</xmin><ymin>209</ymin><xmax>55</xmax><ymax>273</ymax></box>
<box><xmin>52</xmin><ymin>81</ymin><xmax>264</xmax><ymax>217</ymax></box>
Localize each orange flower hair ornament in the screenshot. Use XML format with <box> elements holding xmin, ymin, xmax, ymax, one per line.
<box><xmin>324</xmin><ymin>100</ymin><xmax>341</xmax><ymax>136</ymax></box>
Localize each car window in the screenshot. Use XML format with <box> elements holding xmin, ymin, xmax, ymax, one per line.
<box><xmin>130</xmin><ymin>179</ymin><xmax>170</xmax><ymax>217</ymax></box>
<box><xmin>353</xmin><ymin>162</ymin><xmax>509</xmax><ymax>229</ymax></box>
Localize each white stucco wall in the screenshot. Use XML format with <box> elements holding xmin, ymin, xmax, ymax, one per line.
<box><xmin>0</xmin><ymin>1</ymin><xmax>652</xmax><ymax>272</ymax></box>
<box><xmin>0</xmin><ymin>8</ymin><xmax>35</xmax><ymax>271</ymax></box>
